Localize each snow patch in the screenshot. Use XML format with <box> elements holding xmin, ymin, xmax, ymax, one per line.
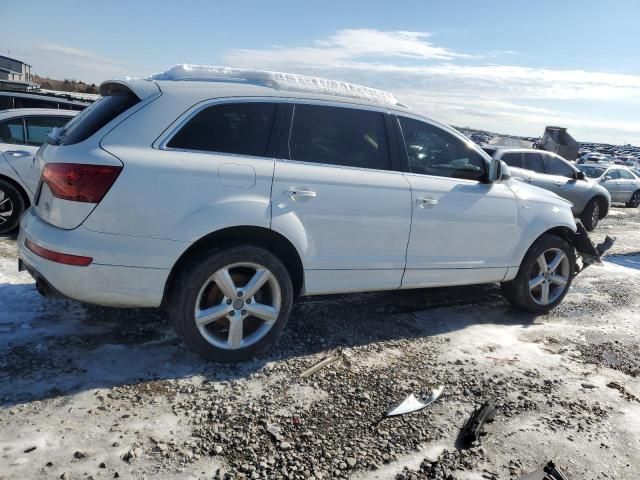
<box><xmin>150</xmin><ymin>64</ymin><xmax>399</xmax><ymax>105</ymax></box>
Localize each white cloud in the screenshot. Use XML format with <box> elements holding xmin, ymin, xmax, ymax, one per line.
<box><xmin>224</xmin><ymin>29</ymin><xmax>640</xmax><ymax>144</ymax></box>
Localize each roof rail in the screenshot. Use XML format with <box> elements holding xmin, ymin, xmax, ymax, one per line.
<box><xmin>149</xmin><ymin>64</ymin><xmax>399</xmax><ymax>106</ymax></box>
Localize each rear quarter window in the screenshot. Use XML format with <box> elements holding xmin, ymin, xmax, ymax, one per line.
<box><xmin>61</xmin><ymin>92</ymin><xmax>139</xmax><ymax>145</ymax></box>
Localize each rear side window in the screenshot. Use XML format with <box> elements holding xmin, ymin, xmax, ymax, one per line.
<box><xmin>501</xmin><ymin>152</ymin><xmax>523</xmax><ymax>168</ymax></box>
<box><xmin>399</xmin><ymin>117</ymin><xmax>486</xmax><ymax>181</ymax></box>
<box><xmin>61</xmin><ymin>92</ymin><xmax>139</xmax><ymax>145</ymax></box>
<box><xmin>25</xmin><ymin>117</ymin><xmax>69</xmax><ymax>146</ymax></box>
<box><xmin>168</xmin><ymin>102</ymin><xmax>276</xmax><ymax>157</ymax></box>
<box><xmin>619</xmin><ymin>169</ymin><xmax>634</xmax><ymax>180</ymax></box>
<box><xmin>544</xmin><ymin>155</ymin><xmax>575</xmax><ymax>178</ymax></box>
<box><xmin>288</xmin><ymin>104</ymin><xmax>390</xmax><ymax>170</ymax></box>
<box><xmin>523</xmin><ymin>152</ymin><xmax>545</xmax><ymax>173</ymax></box>
<box><xmin>0</xmin><ymin>118</ymin><xmax>25</xmax><ymax>145</ymax></box>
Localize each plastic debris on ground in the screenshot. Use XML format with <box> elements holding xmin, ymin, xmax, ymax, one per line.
<box><xmin>457</xmin><ymin>396</ymin><xmax>498</xmax><ymax>449</ymax></box>
<box><xmin>386</xmin><ymin>385</ymin><xmax>445</xmax><ymax>417</ymax></box>
<box><xmin>517</xmin><ymin>461</ymin><xmax>569</xmax><ymax>480</ymax></box>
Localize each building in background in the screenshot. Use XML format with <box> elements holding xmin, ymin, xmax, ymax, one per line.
<box><xmin>0</xmin><ymin>55</ymin><xmax>37</xmax><ymax>91</ymax></box>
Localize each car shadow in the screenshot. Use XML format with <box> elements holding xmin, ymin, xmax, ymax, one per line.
<box><xmin>0</xmin><ymin>280</ymin><xmax>539</xmax><ymax>408</ymax></box>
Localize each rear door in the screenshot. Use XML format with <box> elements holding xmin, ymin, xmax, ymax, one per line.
<box><xmin>270</xmin><ymin>102</ymin><xmax>412</xmax><ymax>294</ymax></box>
<box><xmin>0</xmin><ymin>116</ymin><xmax>33</xmax><ymax>190</ymax></box>
<box><xmin>16</xmin><ymin>116</ymin><xmax>70</xmax><ymax>193</ymax></box>
<box><xmin>396</xmin><ymin>115</ymin><xmax>518</xmax><ymax>287</ymax></box>
<box><xmin>617</xmin><ymin>169</ymin><xmax>637</xmax><ymax>202</ymax></box>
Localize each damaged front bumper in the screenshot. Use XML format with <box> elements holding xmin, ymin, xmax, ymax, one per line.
<box><xmin>572</xmin><ymin>222</ymin><xmax>615</xmax><ymax>276</ymax></box>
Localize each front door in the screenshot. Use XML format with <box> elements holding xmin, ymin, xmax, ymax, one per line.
<box><xmin>270</xmin><ymin>103</ymin><xmax>412</xmax><ymax>295</ymax></box>
<box><xmin>396</xmin><ymin>116</ymin><xmax>518</xmax><ymax>287</ymax></box>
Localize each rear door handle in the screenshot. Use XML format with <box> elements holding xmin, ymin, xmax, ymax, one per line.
<box><xmin>416</xmin><ymin>197</ymin><xmax>438</xmax><ymax>208</ymax></box>
<box><xmin>554</xmin><ymin>181</ymin><xmax>564</xmax><ymax>186</ymax></box>
<box><xmin>5</xmin><ymin>150</ymin><xmax>31</xmax><ymax>157</ymax></box>
<box><xmin>284</xmin><ymin>189</ymin><xmax>317</xmax><ymax>200</ymax></box>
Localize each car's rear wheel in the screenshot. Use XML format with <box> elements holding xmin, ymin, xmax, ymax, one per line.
<box><xmin>501</xmin><ymin>234</ymin><xmax>575</xmax><ymax>314</ymax></box>
<box><xmin>170</xmin><ymin>245</ymin><xmax>293</xmax><ymax>362</ymax></box>
<box><xmin>580</xmin><ymin>198</ymin><xmax>601</xmax><ymax>231</ymax></box>
<box><xmin>625</xmin><ymin>190</ymin><xmax>640</xmax><ymax>208</ymax></box>
<box><xmin>0</xmin><ymin>179</ymin><xmax>26</xmax><ymax>235</ymax></box>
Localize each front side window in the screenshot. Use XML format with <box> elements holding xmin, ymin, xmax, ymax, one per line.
<box><xmin>399</xmin><ymin>117</ymin><xmax>486</xmax><ymax>181</ymax></box>
<box><xmin>544</xmin><ymin>155</ymin><xmax>575</xmax><ymax>178</ymax></box>
<box><xmin>501</xmin><ymin>152</ymin><xmax>523</xmax><ymax>168</ymax></box>
<box><xmin>578</xmin><ymin>165</ymin><xmax>606</xmax><ymax>178</ymax></box>
<box><xmin>523</xmin><ymin>152</ymin><xmax>545</xmax><ymax>173</ymax></box>
<box><xmin>606</xmin><ymin>169</ymin><xmax>620</xmax><ymax>179</ymax></box>
<box><xmin>0</xmin><ymin>118</ymin><xmax>25</xmax><ymax>145</ymax></box>
<box><xmin>25</xmin><ymin>117</ymin><xmax>70</xmax><ymax>146</ymax></box>
<box><xmin>288</xmin><ymin>104</ymin><xmax>390</xmax><ymax>170</ymax></box>
<box><xmin>168</xmin><ymin>102</ymin><xmax>276</xmax><ymax>157</ymax></box>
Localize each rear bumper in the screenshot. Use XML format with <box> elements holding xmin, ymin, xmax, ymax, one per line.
<box><xmin>18</xmin><ymin>208</ymin><xmax>184</xmax><ymax>307</ymax></box>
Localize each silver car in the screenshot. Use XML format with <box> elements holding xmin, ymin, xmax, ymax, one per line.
<box><xmin>487</xmin><ymin>148</ymin><xmax>611</xmax><ymax>230</ymax></box>
<box><xmin>577</xmin><ymin>164</ymin><xmax>640</xmax><ymax>208</ymax></box>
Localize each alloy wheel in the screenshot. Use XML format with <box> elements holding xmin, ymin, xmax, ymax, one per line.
<box><xmin>632</xmin><ymin>192</ymin><xmax>640</xmax><ymax>207</ymax></box>
<box><xmin>0</xmin><ymin>189</ymin><xmax>14</xmax><ymax>227</ymax></box>
<box><xmin>194</xmin><ymin>262</ymin><xmax>281</xmax><ymax>350</ymax></box>
<box><xmin>591</xmin><ymin>202</ymin><xmax>600</xmax><ymax>227</ymax></box>
<box><xmin>529</xmin><ymin>248</ymin><xmax>570</xmax><ymax>305</ymax></box>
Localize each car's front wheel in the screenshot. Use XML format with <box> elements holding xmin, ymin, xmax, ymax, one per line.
<box><xmin>580</xmin><ymin>198</ymin><xmax>601</xmax><ymax>231</ymax></box>
<box><xmin>170</xmin><ymin>245</ymin><xmax>293</xmax><ymax>362</ymax></box>
<box><xmin>501</xmin><ymin>234</ymin><xmax>575</xmax><ymax>314</ymax></box>
<box><xmin>0</xmin><ymin>179</ymin><xmax>26</xmax><ymax>235</ymax></box>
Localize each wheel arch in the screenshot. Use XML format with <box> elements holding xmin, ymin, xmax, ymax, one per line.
<box><xmin>0</xmin><ymin>173</ymin><xmax>31</xmax><ymax>208</ymax></box>
<box><xmin>592</xmin><ymin>194</ymin><xmax>609</xmax><ymax>218</ymax></box>
<box><xmin>162</xmin><ymin>225</ymin><xmax>305</xmax><ymax>307</ymax></box>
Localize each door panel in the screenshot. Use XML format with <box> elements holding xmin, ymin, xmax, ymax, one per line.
<box><xmin>270</xmin><ymin>104</ymin><xmax>412</xmax><ymax>294</ymax></box>
<box><xmin>403</xmin><ymin>174</ymin><xmax>518</xmax><ymax>272</ymax></box>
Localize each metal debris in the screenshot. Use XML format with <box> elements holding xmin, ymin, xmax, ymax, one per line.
<box><xmin>299</xmin><ymin>348</ymin><xmax>351</xmax><ymax>378</ymax></box>
<box><xmin>457</xmin><ymin>397</ymin><xmax>498</xmax><ymax>449</ymax></box>
<box><xmin>518</xmin><ymin>461</ymin><xmax>569</xmax><ymax>480</ymax></box>
<box><xmin>386</xmin><ymin>385</ymin><xmax>444</xmax><ymax>417</ymax></box>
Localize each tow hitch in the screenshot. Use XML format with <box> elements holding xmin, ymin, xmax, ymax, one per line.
<box><xmin>572</xmin><ymin>222</ymin><xmax>615</xmax><ymax>276</ymax></box>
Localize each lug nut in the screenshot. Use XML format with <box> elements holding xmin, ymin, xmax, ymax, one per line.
<box><xmin>237</xmin><ymin>291</ymin><xmax>243</xmax><ymax>297</ymax></box>
<box><xmin>246</xmin><ymin>299</ymin><xmax>252</xmax><ymax>304</ymax></box>
<box><xmin>226</xmin><ymin>299</ymin><xmax>232</xmax><ymax>305</ymax></box>
<box><xmin>241</xmin><ymin>310</ymin><xmax>247</xmax><ymax>315</ymax></box>
<box><xmin>229</xmin><ymin>311</ymin><xmax>235</xmax><ymax>317</ymax></box>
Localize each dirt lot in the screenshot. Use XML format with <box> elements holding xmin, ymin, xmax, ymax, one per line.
<box><xmin>1</xmin><ymin>207</ymin><xmax>639</xmax><ymax>480</ymax></box>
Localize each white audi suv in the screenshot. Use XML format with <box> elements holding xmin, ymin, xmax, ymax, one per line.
<box><xmin>19</xmin><ymin>65</ymin><xmax>593</xmax><ymax>361</ymax></box>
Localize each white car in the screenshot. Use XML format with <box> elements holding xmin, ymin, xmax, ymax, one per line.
<box><xmin>577</xmin><ymin>164</ymin><xmax>640</xmax><ymax>207</ymax></box>
<box><xmin>19</xmin><ymin>66</ymin><xmax>594</xmax><ymax>361</ymax></box>
<box><xmin>0</xmin><ymin>108</ymin><xmax>77</xmax><ymax>233</ymax></box>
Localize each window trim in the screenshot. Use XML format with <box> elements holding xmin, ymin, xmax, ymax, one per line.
<box><xmin>394</xmin><ymin>114</ymin><xmax>490</xmax><ymax>183</ymax></box>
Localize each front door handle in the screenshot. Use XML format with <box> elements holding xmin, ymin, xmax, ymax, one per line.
<box><xmin>284</xmin><ymin>189</ymin><xmax>317</xmax><ymax>200</ymax></box>
<box><xmin>554</xmin><ymin>181</ymin><xmax>564</xmax><ymax>186</ymax></box>
<box><xmin>525</xmin><ymin>177</ymin><xmax>533</xmax><ymax>183</ymax></box>
<box><xmin>416</xmin><ymin>197</ymin><xmax>438</xmax><ymax>208</ymax></box>
<box><xmin>5</xmin><ymin>150</ymin><xmax>31</xmax><ymax>157</ymax></box>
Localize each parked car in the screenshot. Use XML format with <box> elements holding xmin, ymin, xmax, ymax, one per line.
<box><xmin>19</xmin><ymin>69</ymin><xmax>589</xmax><ymax>361</ymax></box>
<box><xmin>576</xmin><ymin>152</ymin><xmax>614</xmax><ymax>165</ymax></box>
<box><xmin>577</xmin><ymin>165</ymin><xmax>640</xmax><ymax>207</ymax></box>
<box><xmin>488</xmin><ymin>148</ymin><xmax>610</xmax><ymax>230</ymax></box>
<box><xmin>0</xmin><ymin>108</ymin><xmax>77</xmax><ymax>233</ymax></box>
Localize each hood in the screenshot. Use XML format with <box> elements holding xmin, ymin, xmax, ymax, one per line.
<box><xmin>506</xmin><ymin>178</ymin><xmax>574</xmax><ymax>208</ymax></box>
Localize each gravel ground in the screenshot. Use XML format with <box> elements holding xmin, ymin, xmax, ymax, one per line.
<box><xmin>1</xmin><ymin>206</ymin><xmax>639</xmax><ymax>480</ymax></box>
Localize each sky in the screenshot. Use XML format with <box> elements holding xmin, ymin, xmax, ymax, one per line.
<box><xmin>1</xmin><ymin>0</ymin><xmax>639</xmax><ymax>145</ymax></box>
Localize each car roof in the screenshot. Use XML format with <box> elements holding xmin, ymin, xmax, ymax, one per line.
<box><xmin>0</xmin><ymin>108</ymin><xmax>78</xmax><ymax>120</ymax></box>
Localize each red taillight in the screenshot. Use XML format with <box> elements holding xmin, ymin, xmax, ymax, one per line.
<box><xmin>25</xmin><ymin>239</ymin><xmax>93</xmax><ymax>266</ymax></box>
<box><xmin>41</xmin><ymin>163</ymin><xmax>122</xmax><ymax>203</ymax></box>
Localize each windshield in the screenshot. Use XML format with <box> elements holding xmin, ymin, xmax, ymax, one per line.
<box><xmin>578</xmin><ymin>165</ymin><xmax>606</xmax><ymax>178</ymax></box>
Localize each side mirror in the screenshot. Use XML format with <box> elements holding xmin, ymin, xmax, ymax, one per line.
<box><xmin>602</xmin><ymin>175</ymin><xmax>612</xmax><ymax>182</ymax></box>
<box><xmin>575</xmin><ymin>171</ymin><xmax>586</xmax><ymax>180</ymax></box>
<box><xmin>489</xmin><ymin>158</ymin><xmax>502</xmax><ymax>181</ymax></box>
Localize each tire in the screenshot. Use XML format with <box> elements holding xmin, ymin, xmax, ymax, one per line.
<box><xmin>580</xmin><ymin>198</ymin><xmax>601</xmax><ymax>231</ymax></box>
<box><xmin>625</xmin><ymin>190</ymin><xmax>640</xmax><ymax>208</ymax></box>
<box><xmin>501</xmin><ymin>234</ymin><xmax>575</xmax><ymax>314</ymax></box>
<box><xmin>0</xmin><ymin>179</ymin><xmax>26</xmax><ymax>235</ymax></box>
<box><xmin>169</xmin><ymin>245</ymin><xmax>293</xmax><ymax>362</ymax></box>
